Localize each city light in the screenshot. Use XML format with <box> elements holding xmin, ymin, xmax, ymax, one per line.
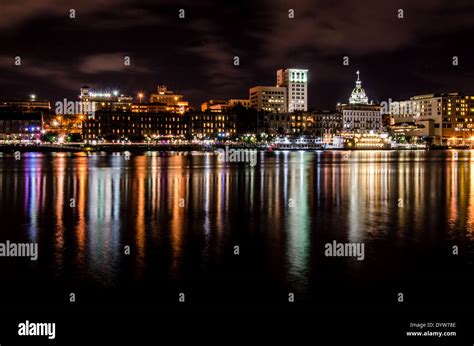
<box><xmin>0</xmin><ymin>5</ymin><xmax>473</xmax><ymax>345</ymax></box>
<box><xmin>89</xmin><ymin>92</ymin><xmax>112</xmax><ymax>98</ymax></box>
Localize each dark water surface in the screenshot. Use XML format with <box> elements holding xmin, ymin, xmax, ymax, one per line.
<box><xmin>0</xmin><ymin>150</ymin><xmax>473</xmax><ymax>307</ymax></box>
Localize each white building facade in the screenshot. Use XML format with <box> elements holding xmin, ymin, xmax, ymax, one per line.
<box><xmin>337</xmin><ymin>71</ymin><xmax>382</xmax><ymax>132</ymax></box>
<box><xmin>276</xmin><ymin>68</ymin><xmax>308</xmax><ymax>112</ymax></box>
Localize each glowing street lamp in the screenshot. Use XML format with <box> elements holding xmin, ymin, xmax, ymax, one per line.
<box><xmin>138</xmin><ymin>92</ymin><xmax>144</xmax><ymax>103</ymax></box>
<box><xmin>29</xmin><ymin>94</ymin><xmax>36</xmax><ymax>101</ymax></box>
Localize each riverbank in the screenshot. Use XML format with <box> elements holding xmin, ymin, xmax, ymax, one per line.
<box><xmin>0</xmin><ymin>143</ymin><xmax>464</xmax><ymax>152</ymax></box>
<box><xmin>0</xmin><ymin>143</ymin><xmax>260</xmax><ymax>153</ymax></box>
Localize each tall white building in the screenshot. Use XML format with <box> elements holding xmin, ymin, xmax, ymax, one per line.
<box><xmin>276</xmin><ymin>68</ymin><xmax>308</xmax><ymax>112</ymax></box>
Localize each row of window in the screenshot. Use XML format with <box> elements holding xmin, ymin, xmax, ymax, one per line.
<box><xmin>345</xmin><ymin>117</ymin><xmax>380</xmax><ymax>121</ymax></box>
<box><xmin>87</xmin><ymin>123</ymin><xmax>187</xmax><ymax>128</ymax></box>
<box><xmin>446</xmin><ymin>123</ymin><xmax>474</xmax><ymax>129</ymax></box>
<box><xmin>344</xmin><ymin>112</ymin><xmax>379</xmax><ymax>116</ymax></box>
<box><xmin>344</xmin><ymin>124</ymin><xmax>381</xmax><ymax>128</ymax></box>
<box><xmin>272</xmin><ymin>122</ymin><xmax>340</xmax><ymax>128</ymax></box>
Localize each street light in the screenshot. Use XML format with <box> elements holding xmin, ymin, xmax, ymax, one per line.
<box><xmin>138</xmin><ymin>93</ymin><xmax>144</xmax><ymax>103</ymax></box>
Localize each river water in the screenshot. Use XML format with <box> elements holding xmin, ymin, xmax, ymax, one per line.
<box><xmin>0</xmin><ymin>150</ymin><xmax>473</xmax><ymax>307</ymax></box>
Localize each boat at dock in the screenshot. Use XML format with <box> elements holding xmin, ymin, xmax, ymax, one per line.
<box><xmin>269</xmin><ymin>136</ymin><xmax>325</xmax><ymax>150</ymax></box>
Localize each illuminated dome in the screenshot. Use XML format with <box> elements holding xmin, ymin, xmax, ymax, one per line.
<box><xmin>349</xmin><ymin>70</ymin><xmax>369</xmax><ymax>104</ymax></box>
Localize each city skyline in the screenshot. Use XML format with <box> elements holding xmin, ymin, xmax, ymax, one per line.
<box><xmin>2</xmin><ymin>1</ymin><xmax>474</xmax><ymax>344</ymax></box>
<box><xmin>0</xmin><ymin>67</ymin><xmax>470</xmax><ymax>111</ymax></box>
<box><xmin>1</xmin><ymin>0</ymin><xmax>474</xmax><ymax>109</ymax></box>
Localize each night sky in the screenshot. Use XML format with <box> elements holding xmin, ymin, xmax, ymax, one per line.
<box><xmin>1</xmin><ymin>0</ymin><xmax>474</xmax><ymax>109</ymax></box>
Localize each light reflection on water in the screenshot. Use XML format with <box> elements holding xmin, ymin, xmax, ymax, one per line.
<box><xmin>0</xmin><ymin>150</ymin><xmax>473</xmax><ymax>298</ymax></box>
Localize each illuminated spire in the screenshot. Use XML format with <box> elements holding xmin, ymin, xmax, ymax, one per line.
<box><xmin>349</xmin><ymin>70</ymin><xmax>368</xmax><ymax>104</ymax></box>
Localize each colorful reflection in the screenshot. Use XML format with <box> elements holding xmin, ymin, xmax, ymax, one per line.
<box><xmin>0</xmin><ymin>150</ymin><xmax>473</xmax><ymax>293</ymax></box>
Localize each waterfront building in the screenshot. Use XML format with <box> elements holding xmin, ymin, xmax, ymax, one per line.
<box><xmin>266</xmin><ymin>110</ymin><xmax>341</xmax><ymax>136</ymax></box>
<box><xmin>82</xmin><ymin>111</ymin><xmax>236</xmax><ymax>141</ymax></box>
<box><xmin>188</xmin><ymin>112</ymin><xmax>236</xmax><ymax>138</ymax></box>
<box><xmin>316</xmin><ymin>111</ymin><xmax>343</xmax><ymax>136</ymax></box>
<box><xmin>82</xmin><ymin>111</ymin><xmax>188</xmax><ymax>141</ymax></box>
<box><xmin>266</xmin><ymin>112</ymin><xmax>312</xmax><ymax>134</ymax></box>
<box><xmin>0</xmin><ymin>109</ymin><xmax>42</xmax><ymax>141</ymax></box>
<box><xmin>337</xmin><ymin>71</ymin><xmax>382</xmax><ymax>133</ymax></box>
<box><xmin>411</xmin><ymin>93</ymin><xmax>474</xmax><ymax>146</ymax></box>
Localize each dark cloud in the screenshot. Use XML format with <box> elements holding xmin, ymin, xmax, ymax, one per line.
<box><xmin>79</xmin><ymin>53</ymin><xmax>149</xmax><ymax>74</ymax></box>
<box><xmin>0</xmin><ymin>0</ymin><xmax>126</xmax><ymax>28</ymax></box>
<box><xmin>186</xmin><ymin>18</ymin><xmax>252</xmax><ymax>98</ymax></box>
<box><xmin>0</xmin><ymin>55</ymin><xmax>82</xmax><ymax>91</ymax></box>
<box><xmin>0</xmin><ymin>0</ymin><xmax>473</xmax><ymax>108</ymax></box>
